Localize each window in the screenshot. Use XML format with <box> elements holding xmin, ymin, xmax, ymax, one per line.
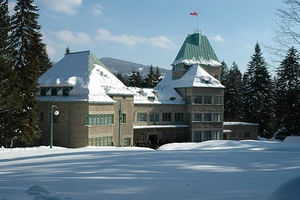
<box><xmin>51</xmin><ymin>88</ymin><xmax>58</xmax><ymax>96</ymax></box>
<box><xmin>173</xmin><ymin>65</ymin><xmax>184</xmax><ymax>72</ymax></box>
<box><xmin>40</xmin><ymin>88</ymin><xmax>47</xmax><ymax>96</ymax></box>
<box><xmin>194</xmin><ymin>131</ymin><xmax>202</xmax><ymax>142</ymax></box>
<box><xmin>186</xmin><ymin>96</ymin><xmax>192</xmax><ymax>104</ymax></box>
<box><xmin>63</xmin><ymin>87</ymin><xmax>72</xmax><ymax>96</ymax></box>
<box><xmin>148</xmin><ymin>96</ymin><xmax>155</xmax><ymax>102</ymax></box>
<box><xmin>162</xmin><ymin>113</ymin><xmax>171</xmax><ymax>121</ymax></box>
<box><xmin>194</xmin><ymin>96</ymin><xmax>203</xmax><ymax>104</ymax></box>
<box><xmin>231</xmin><ymin>132</ymin><xmax>236</xmax><ymax>139</ymax></box>
<box><xmin>214</xmin><ymin>96</ymin><xmax>222</xmax><ymax>105</ymax></box>
<box><xmin>88</xmin><ymin>136</ymin><xmax>113</xmax><ymax>146</ymax></box>
<box><xmin>204</xmin><ymin>96</ymin><xmax>212</xmax><ymax>104</ymax></box>
<box><xmin>150</xmin><ymin>112</ymin><xmax>159</xmax><ymax>122</ymax></box>
<box><xmin>213</xmin><ymin>113</ymin><xmax>221</xmax><ymax>122</ymax></box>
<box><xmin>40</xmin><ymin>112</ymin><xmax>44</xmax><ymax>123</ymax></box>
<box><xmin>203</xmin><ymin>131</ymin><xmax>212</xmax><ymax>141</ymax></box>
<box><xmin>185</xmin><ymin>113</ymin><xmax>191</xmax><ymax>121</ymax></box>
<box><xmin>212</xmin><ymin>131</ymin><xmax>222</xmax><ymax>140</ymax></box>
<box><xmin>204</xmin><ymin>113</ymin><xmax>212</xmax><ymax>122</ymax></box>
<box><xmin>194</xmin><ymin>113</ymin><xmax>202</xmax><ymax>121</ymax></box>
<box><xmin>175</xmin><ymin>113</ymin><xmax>184</xmax><ymax>122</ymax></box>
<box><xmin>137</xmin><ymin>113</ymin><xmax>147</xmax><ymax>122</ymax></box>
<box><xmin>121</xmin><ymin>114</ymin><xmax>126</xmax><ymax>124</ymax></box>
<box><xmin>84</xmin><ymin>114</ymin><xmax>114</xmax><ymax>126</ymax></box>
<box><xmin>124</xmin><ymin>138</ymin><xmax>131</xmax><ymax>147</ymax></box>
<box><xmin>244</xmin><ymin>132</ymin><xmax>250</xmax><ymax>138</ymax></box>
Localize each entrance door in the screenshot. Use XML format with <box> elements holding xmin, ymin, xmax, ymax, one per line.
<box><xmin>149</xmin><ymin>135</ymin><xmax>158</xmax><ymax>149</ymax></box>
<box><xmin>223</xmin><ymin>133</ymin><xmax>227</xmax><ymax>140</ymax></box>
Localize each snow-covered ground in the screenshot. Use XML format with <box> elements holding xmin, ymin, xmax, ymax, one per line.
<box><xmin>1</xmin><ymin>140</ymin><xmax>300</xmax><ymax>200</ymax></box>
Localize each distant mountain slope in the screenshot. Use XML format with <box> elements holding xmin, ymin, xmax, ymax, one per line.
<box><xmin>100</xmin><ymin>57</ymin><xmax>169</xmax><ymax>78</ymax></box>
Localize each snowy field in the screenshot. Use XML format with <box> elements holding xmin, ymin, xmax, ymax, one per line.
<box><xmin>1</xmin><ymin>140</ymin><xmax>300</xmax><ymax>200</ymax></box>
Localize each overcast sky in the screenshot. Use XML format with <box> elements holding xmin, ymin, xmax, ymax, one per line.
<box><xmin>9</xmin><ymin>0</ymin><xmax>286</xmax><ymax>73</ymax></box>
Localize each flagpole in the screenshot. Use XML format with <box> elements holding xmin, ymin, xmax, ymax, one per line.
<box><xmin>197</xmin><ymin>9</ymin><xmax>199</xmax><ymax>32</ymax></box>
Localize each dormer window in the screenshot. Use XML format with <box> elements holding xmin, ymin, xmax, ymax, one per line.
<box><xmin>40</xmin><ymin>88</ymin><xmax>47</xmax><ymax>96</ymax></box>
<box><xmin>63</xmin><ymin>87</ymin><xmax>72</xmax><ymax>96</ymax></box>
<box><xmin>148</xmin><ymin>96</ymin><xmax>155</xmax><ymax>102</ymax></box>
<box><xmin>51</xmin><ymin>88</ymin><xmax>58</xmax><ymax>96</ymax></box>
<box><xmin>169</xmin><ymin>97</ymin><xmax>176</xmax><ymax>101</ymax></box>
<box><xmin>39</xmin><ymin>87</ymin><xmax>72</xmax><ymax>96</ymax></box>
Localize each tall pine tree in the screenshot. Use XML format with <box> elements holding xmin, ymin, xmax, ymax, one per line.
<box><xmin>220</xmin><ymin>61</ymin><xmax>229</xmax><ymax>85</ymax></box>
<box><xmin>242</xmin><ymin>43</ymin><xmax>275</xmax><ymax>137</ymax></box>
<box><xmin>128</xmin><ymin>69</ymin><xmax>143</xmax><ymax>87</ymax></box>
<box><xmin>153</xmin><ymin>66</ymin><xmax>162</xmax><ymax>87</ymax></box>
<box><xmin>0</xmin><ymin>0</ymin><xmax>21</xmax><ymax>147</ymax></box>
<box><xmin>224</xmin><ymin>62</ymin><xmax>243</xmax><ymax>121</ymax></box>
<box><xmin>276</xmin><ymin>47</ymin><xmax>300</xmax><ymax>135</ymax></box>
<box><xmin>10</xmin><ymin>0</ymin><xmax>51</xmax><ymax>146</ymax></box>
<box><xmin>144</xmin><ymin>65</ymin><xmax>155</xmax><ymax>87</ymax></box>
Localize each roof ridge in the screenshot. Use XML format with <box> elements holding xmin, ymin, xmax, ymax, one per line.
<box><xmin>67</xmin><ymin>50</ymin><xmax>90</xmax><ymax>55</ymax></box>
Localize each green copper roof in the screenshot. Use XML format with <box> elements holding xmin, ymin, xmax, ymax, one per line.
<box><xmin>88</xmin><ymin>51</ymin><xmax>108</xmax><ymax>73</ymax></box>
<box><xmin>173</xmin><ymin>33</ymin><xmax>220</xmax><ymax>66</ymax></box>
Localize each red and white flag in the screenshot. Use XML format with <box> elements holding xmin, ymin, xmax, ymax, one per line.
<box><xmin>190</xmin><ymin>11</ymin><xmax>198</xmax><ymax>16</ymax></box>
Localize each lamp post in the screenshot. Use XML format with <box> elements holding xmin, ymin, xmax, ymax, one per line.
<box><xmin>118</xmin><ymin>102</ymin><xmax>122</xmax><ymax>147</ymax></box>
<box><xmin>50</xmin><ymin>105</ymin><xmax>59</xmax><ymax>149</ymax></box>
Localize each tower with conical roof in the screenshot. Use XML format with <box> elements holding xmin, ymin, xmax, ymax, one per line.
<box><xmin>172</xmin><ymin>32</ymin><xmax>222</xmax><ymax>80</ymax></box>
<box><xmin>158</xmin><ymin>32</ymin><xmax>225</xmax><ymax>142</ymax></box>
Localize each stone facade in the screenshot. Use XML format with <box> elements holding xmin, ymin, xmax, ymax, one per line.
<box><xmin>37</xmin><ymin>33</ymin><xmax>258</xmax><ymax>148</ymax></box>
<box><xmin>38</xmin><ymin>101</ymin><xmax>89</xmax><ymax>147</ymax></box>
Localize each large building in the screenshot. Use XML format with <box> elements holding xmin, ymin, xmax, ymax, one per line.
<box><xmin>37</xmin><ymin>32</ymin><xmax>254</xmax><ymax>148</ymax></box>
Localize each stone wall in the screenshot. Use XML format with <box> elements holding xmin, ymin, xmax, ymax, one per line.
<box><xmin>223</xmin><ymin>124</ymin><xmax>258</xmax><ymax>140</ymax></box>
<box><xmin>112</xmin><ymin>96</ymin><xmax>134</xmax><ymax>146</ymax></box>
<box><xmin>38</xmin><ymin>101</ymin><xmax>89</xmax><ymax>148</ymax></box>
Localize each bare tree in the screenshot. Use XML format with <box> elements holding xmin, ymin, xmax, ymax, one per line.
<box><xmin>277</xmin><ymin>1</ymin><xmax>300</xmax><ymax>44</ymax></box>
<box><xmin>273</xmin><ymin>0</ymin><xmax>300</xmax><ymax>53</ymax></box>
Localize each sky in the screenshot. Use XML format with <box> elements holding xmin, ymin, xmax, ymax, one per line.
<box><xmin>9</xmin><ymin>0</ymin><xmax>286</xmax><ymax>73</ymax></box>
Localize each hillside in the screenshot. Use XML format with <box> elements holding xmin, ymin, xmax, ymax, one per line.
<box><xmin>100</xmin><ymin>57</ymin><xmax>169</xmax><ymax>78</ymax></box>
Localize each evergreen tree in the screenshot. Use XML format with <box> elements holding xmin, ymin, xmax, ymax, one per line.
<box><xmin>128</xmin><ymin>69</ymin><xmax>143</xmax><ymax>87</ymax></box>
<box><xmin>0</xmin><ymin>0</ymin><xmax>20</xmax><ymax>147</ymax></box>
<box><xmin>275</xmin><ymin>47</ymin><xmax>300</xmax><ymax>135</ymax></box>
<box><xmin>65</xmin><ymin>47</ymin><xmax>70</xmax><ymax>55</ymax></box>
<box><xmin>220</xmin><ymin>61</ymin><xmax>229</xmax><ymax>85</ymax></box>
<box><xmin>9</xmin><ymin>0</ymin><xmax>51</xmax><ymax>146</ymax></box>
<box><xmin>242</xmin><ymin>43</ymin><xmax>275</xmax><ymax>137</ymax></box>
<box><xmin>116</xmin><ymin>72</ymin><xmax>128</xmax><ymax>86</ymax></box>
<box><xmin>144</xmin><ymin>65</ymin><xmax>155</xmax><ymax>87</ymax></box>
<box><xmin>224</xmin><ymin>62</ymin><xmax>243</xmax><ymax>121</ymax></box>
<box><xmin>153</xmin><ymin>66</ymin><xmax>162</xmax><ymax>86</ymax></box>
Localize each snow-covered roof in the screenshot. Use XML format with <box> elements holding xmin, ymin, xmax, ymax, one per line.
<box><xmin>163</xmin><ymin>65</ymin><xmax>224</xmax><ymax>89</ymax></box>
<box><xmin>172</xmin><ymin>57</ymin><xmax>221</xmax><ymax>67</ymax></box>
<box><xmin>151</xmin><ymin>64</ymin><xmax>223</xmax><ymax>104</ymax></box>
<box><xmin>129</xmin><ymin>64</ymin><xmax>223</xmax><ymax>105</ymax></box>
<box><xmin>223</xmin><ymin>122</ymin><xmax>259</xmax><ymax>126</ymax></box>
<box><xmin>38</xmin><ymin>51</ymin><xmax>133</xmax><ymax>103</ymax></box>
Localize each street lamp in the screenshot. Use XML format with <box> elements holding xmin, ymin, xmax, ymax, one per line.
<box><xmin>118</xmin><ymin>102</ymin><xmax>122</xmax><ymax>147</ymax></box>
<box><xmin>50</xmin><ymin>105</ymin><xmax>59</xmax><ymax>149</ymax></box>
